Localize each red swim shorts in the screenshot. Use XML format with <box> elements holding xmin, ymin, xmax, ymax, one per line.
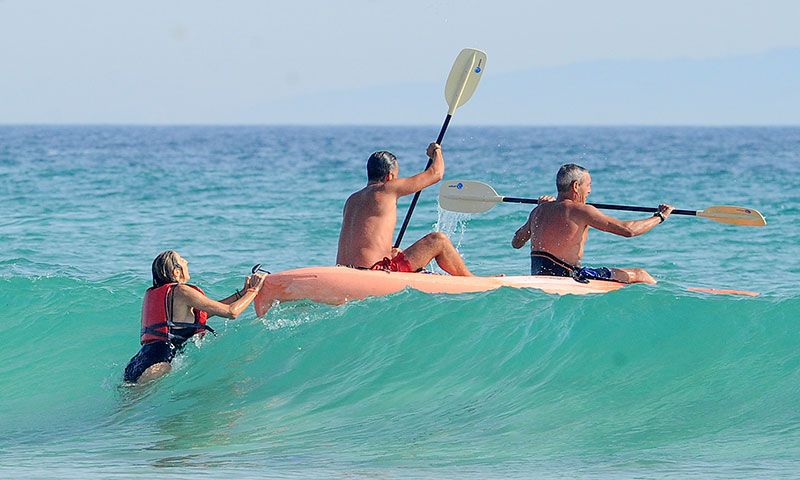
<box><xmin>370</xmin><ymin>252</ymin><xmax>414</xmax><ymax>272</ymax></box>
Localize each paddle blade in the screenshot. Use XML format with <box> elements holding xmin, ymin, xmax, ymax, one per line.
<box><xmin>697</xmin><ymin>206</ymin><xmax>767</xmax><ymax>227</ymax></box>
<box><xmin>444</xmin><ymin>48</ymin><xmax>487</xmax><ymax>115</ymax></box>
<box><xmin>439</xmin><ymin>179</ymin><xmax>502</xmax><ymax>214</ymax></box>
<box><xmin>687</xmin><ymin>287</ymin><xmax>760</xmax><ymax>297</ymax></box>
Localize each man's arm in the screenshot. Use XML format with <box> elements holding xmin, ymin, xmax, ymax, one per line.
<box><xmin>512</xmin><ymin>211</ymin><xmax>534</xmax><ymax>249</ymax></box>
<box><xmin>579</xmin><ymin>203</ymin><xmax>673</xmax><ymax>237</ymax></box>
<box><xmin>512</xmin><ymin>196</ymin><xmax>554</xmax><ymax>248</ymax></box>
<box><xmin>385</xmin><ymin>143</ymin><xmax>444</xmax><ymax>197</ymax></box>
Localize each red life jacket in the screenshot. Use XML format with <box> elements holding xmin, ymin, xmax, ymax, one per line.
<box><xmin>140</xmin><ymin>283</ymin><xmax>214</xmax><ymax>345</ymax></box>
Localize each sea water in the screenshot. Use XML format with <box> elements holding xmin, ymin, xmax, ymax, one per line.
<box><xmin>1</xmin><ymin>126</ymin><xmax>798</xmax><ymax>478</ymax></box>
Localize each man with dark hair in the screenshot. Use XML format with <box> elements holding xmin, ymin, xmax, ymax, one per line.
<box><xmin>511</xmin><ymin>163</ymin><xmax>673</xmax><ymax>284</ymax></box>
<box><xmin>367</xmin><ymin>151</ymin><xmax>398</xmax><ymax>182</ymax></box>
<box><xmin>337</xmin><ymin>143</ymin><xmax>472</xmax><ymax>276</ymax></box>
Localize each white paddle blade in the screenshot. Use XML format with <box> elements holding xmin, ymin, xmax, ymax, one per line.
<box><xmin>444</xmin><ymin>48</ymin><xmax>487</xmax><ymax>115</ymax></box>
<box><xmin>439</xmin><ymin>180</ymin><xmax>502</xmax><ymax>214</ymax></box>
<box><xmin>698</xmin><ymin>206</ymin><xmax>767</xmax><ymax>227</ymax></box>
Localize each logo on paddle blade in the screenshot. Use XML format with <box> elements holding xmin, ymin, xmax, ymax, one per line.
<box><xmin>457</xmin><ymin>182</ymin><xmax>463</xmax><ymax>189</ymax></box>
<box><xmin>475</xmin><ymin>58</ymin><xmax>483</xmax><ymax>74</ymax></box>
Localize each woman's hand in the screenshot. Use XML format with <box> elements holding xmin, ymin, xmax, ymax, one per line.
<box><xmin>242</xmin><ymin>275</ymin><xmax>253</xmax><ymax>292</ymax></box>
<box><xmin>248</xmin><ymin>273</ymin><xmax>267</xmax><ymax>292</ymax></box>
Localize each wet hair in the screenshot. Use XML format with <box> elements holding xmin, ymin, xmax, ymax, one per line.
<box><xmin>366</xmin><ymin>151</ymin><xmax>398</xmax><ymax>182</ymax></box>
<box><xmin>151</xmin><ymin>250</ymin><xmax>182</xmax><ymax>287</ymax></box>
<box><xmin>556</xmin><ymin>163</ymin><xmax>589</xmax><ymax>193</ymax></box>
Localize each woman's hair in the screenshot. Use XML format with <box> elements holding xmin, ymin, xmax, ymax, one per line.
<box><xmin>151</xmin><ymin>250</ymin><xmax>182</xmax><ymax>287</ymax></box>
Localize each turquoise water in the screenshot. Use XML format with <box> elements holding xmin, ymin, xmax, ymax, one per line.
<box><xmin>1</xmin><ymin>126</ymin><xmax>798</xmax><ymax>478</ymax></box>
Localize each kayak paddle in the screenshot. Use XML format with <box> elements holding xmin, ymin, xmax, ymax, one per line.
<box><xmin>439</xmin><ymin>179</ymin><xmax>767</xmax><ymax>227</ymax></box>
<box><xmin>394</xmin><ymin>48</ymin><xmax>487</xmax><ymax>248</ymax></box>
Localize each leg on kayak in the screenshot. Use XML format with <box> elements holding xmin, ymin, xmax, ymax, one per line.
<box><xmin>610</xmin><ymin>267</ymin><xmax>656</xmax><ymax>284</ymax></box>
<box><xmin>403</xmin><ymin>232</ymin><xmax>473</xmax><ymax>276</ymax></box>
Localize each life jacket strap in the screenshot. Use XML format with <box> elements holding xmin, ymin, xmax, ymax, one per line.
<box><xmin>141</xmin><ymin>326</ymin><xmax>169</xmax><ymax>338</ymax></box>
<box><xmin>169</xmin><ymin>322</ymin><xmax>216</xmax><ymax>334</ymax></box>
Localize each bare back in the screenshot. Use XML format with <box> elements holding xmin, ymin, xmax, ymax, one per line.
<box><xmin>512</xmin><ymin>168</ymin><xmax>671</xmax><ymax>285</ymax></box>
<box><xmin>527</xmin><ymin>200</ymin><xmax>589</xmax><ymax>266</ymax></box>
<box><xmin>517</xmin><ymin>198</ymin><xmax>669</xmax><ymax>267</ymax></box>
<box><xmin>336</xmin><ymin>184</ymin><xmax>398</xmax><ymax>267</ymax></box>
<box><xmin>337</xmin><ymin>144</ymin><xmax>444</xmax><ymax>268</ymax></box>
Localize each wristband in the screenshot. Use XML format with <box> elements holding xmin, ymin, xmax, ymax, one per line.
<box><xmin>654</xmin><ymin>212</ymin><xmax>665</xmax><ymax>223</ymax></box>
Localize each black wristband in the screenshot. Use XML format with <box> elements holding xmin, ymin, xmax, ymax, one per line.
<box><xmin>654</xmin><ymin>212</ymin><xmax>665</xmax><ymax>223</ymax></box>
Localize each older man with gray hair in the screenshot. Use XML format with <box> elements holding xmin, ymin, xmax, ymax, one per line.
<box><xmin>511</xmin><ymin>163</ymin><xmax>673</xmax><ymax>284</ymax></box>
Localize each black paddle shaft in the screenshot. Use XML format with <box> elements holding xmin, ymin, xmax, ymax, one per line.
<box><xmin>502</xmin><ymin>196</ymin><xmax>697</xmax><ymax>216</ymax></box>
<box><xmin>394</xmin><ymin>114</ymin><xmax>453</xmax><ymax>248</ymax></box>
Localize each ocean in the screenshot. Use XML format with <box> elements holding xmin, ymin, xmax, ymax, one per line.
<box><xmin>1</xmin><ymin>125</ymin><xmax>798</xmax><ymax>478</ymax></box>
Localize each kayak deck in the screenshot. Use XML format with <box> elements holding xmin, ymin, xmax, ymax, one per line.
<box><xmin>254</xmin><ymin>266</ymin><xmax>625</xmax><ymax>316</ymax></box>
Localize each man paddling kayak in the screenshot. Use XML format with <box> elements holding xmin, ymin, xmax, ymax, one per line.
<box><xmin>511</xmin><ymin>164</ymin><xmax>673</xmax><ymax>284</ymax></box>
<box><xmin>337</xmin><ymin>143</ymin><xmax>472</xmax><ymax>275</ymax></box>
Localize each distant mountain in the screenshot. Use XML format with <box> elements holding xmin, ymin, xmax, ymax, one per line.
<box><xmin>252</xmin><ymin>48</ymin><xmax>800</xmax><ymax>125</ymax></box>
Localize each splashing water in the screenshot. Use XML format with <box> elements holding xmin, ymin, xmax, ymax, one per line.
<box><xmin>2</xmin><ymin>126</ymin><xmax>799</xmax><ymax>479</ymax></box>
<box><xmin>434</xmin><ymin>205</ymin><xmax>472</xmax><ymax>249</ymax></box>
<box><xmin>426</xmin><ymin>206</ymin><xmax>473</xmax><ymax>273</ymax></box>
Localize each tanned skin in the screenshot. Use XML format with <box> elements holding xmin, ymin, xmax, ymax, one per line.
<box><xmin>136</xmin><ymin>254</ymin><xmax>266</xmax><ymax>384</ymax></box>
<box><xmin>512</xmin><ymin>172</ymin><xmax>673</xmax><ymax>284</ymax></box>
<box><xmin>337</xmin><ymin>143</ymin><xmax>471</xmax><ymax>276</ymax></box>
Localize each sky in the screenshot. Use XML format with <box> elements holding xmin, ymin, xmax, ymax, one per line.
<box><xmin>1</xmin><ymin>0</ymin><xmax>798</xmax><ymax>125</ymax></box>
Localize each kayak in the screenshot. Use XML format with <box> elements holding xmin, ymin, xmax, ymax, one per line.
<box><xmin>253</xmin><ymin>266</ymin><xmax>626</xmax><ymax>316</ymax></box>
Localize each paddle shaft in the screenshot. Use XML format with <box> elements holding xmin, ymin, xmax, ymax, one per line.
<box><xmin>394</xmin><ymin>114</ymin><xmax>452</xmax><ymax>248</ymax></box>
<box><xmin>502</xmin><ymin>196</ymin><xmax>697</xmax><ymax>216</ymax></box>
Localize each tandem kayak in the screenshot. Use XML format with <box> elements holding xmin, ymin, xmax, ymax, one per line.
<box><xmin>253</xmin><ymin>266</ymin><xmax>626</xmax><ymax>316</ymax></box>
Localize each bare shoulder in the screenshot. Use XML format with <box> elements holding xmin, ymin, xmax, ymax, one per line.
<box><xmin>173</xmin><ymin>284</ymin><xmax>203</xmax><ymax>300</ymax></box>
<box><xmin>562</xmin><ymin>201</ymin><xmax>599</xmax><ymax>222</ymax></box>
<box><xmin>345</xmin><ymin>187</ymin><xmax>369</xmax><ymax>208</ymax></box>
<box><xmin>565</xmin><ymin>201</ymin><xmax>593</xmax><ymax>213</ymax></box>
<box><xmin>380</xmin><ymin>178</ymin><xmax>405</xmax><ymax>195</ymax></box>
<box><xmin>343</xmin><ymin>191</ymin><xmax>357</xmax><ymax>209</ymax></box>
<box><xmin>532</xmin><ymin>200</ymin><xmax>558</xmax><ymax>216</ymax></box>
<box><xmin>527</xmin><ymin>203</ymin><xmax>550</xmax><ymax>225</ymax></box>
<box><xmin>357</xmin><ymin>183</ymin><xmax>390</xmax><ymax>197</ymax></box>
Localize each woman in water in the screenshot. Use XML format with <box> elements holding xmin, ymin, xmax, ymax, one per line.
<box><xmin>124</xmin><ymin>250</ymin><xmax>267</xmax><ymax>384</ymax></box>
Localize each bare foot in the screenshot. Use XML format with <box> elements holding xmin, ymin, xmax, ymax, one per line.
<box><xmin>611</xmin><ymin>268</ymin><xmax>656</xmax><ymax>284</ymax></box>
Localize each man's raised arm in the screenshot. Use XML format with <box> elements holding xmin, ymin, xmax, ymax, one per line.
<box><xmin>386</xmin><ymin>143</ymin><xmax>444</xmax><ymax>197</ymax></box>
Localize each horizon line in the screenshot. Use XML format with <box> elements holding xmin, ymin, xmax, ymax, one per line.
<box><xmin>1</xmin><ymin>123</ymin><xmax>799</xmax><ymax>128</ymax></box>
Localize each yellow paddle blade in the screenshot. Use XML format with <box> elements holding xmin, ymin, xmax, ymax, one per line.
<box><xmin>438</xmin><ymin>180</ymin><xmax>501</xmax><ymax>214</ymax></box>
<box><xmin>698</xmin><ymin>206</ymin><xmax>767</xmax><ymax>227</ymax></box>
<box><xmin>444</xmin><ymin>48</ymin><xmax>487</xmax><ymax>115</ymax></box>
